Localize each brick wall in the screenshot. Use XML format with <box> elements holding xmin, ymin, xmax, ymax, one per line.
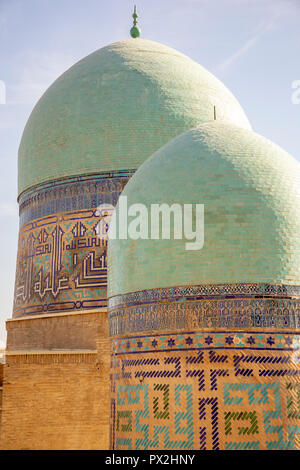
<box><xmin>0</xmin><ymin>310</ymin><xmax>110</xmax><ymax>450</ymax></box>
<box><xmin>0</xmin><ymin>364</ymin><xmax>3</xmax><ymax>440</ymax></box>
<box><xmin>6</xmin><ymin>310</ymin><xmax>104</xmax><ymax>351</ymax></box>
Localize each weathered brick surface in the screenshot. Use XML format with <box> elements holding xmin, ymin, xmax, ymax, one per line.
<box><xmin>0</xmin><ymin>311</ymin><xmax>110</xmax><ymax>450</ymax></box>
<box><xmin>6</xmin><ymin>311</ymin><xmax>104</xmax><ymax>351</ymax></box>
<box><xmin>0</xmin><ymin>364</ymin><xmax>3</xmax><ymax>440</ymax></box>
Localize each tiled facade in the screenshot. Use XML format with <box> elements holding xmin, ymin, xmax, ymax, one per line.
<box><xmin>108</xmin><ymin>122</ymin><xmax>300</xmax><ymax>450</ymax></box>
<box><xmin>108</xmin><ymin>287</ymin><xmax>300</xmax><ymax>450</ymax></box>
<box><xmin>14</xmin><ymin>172</ymin><xmax>130</xmax><ymax>317</ymax></box>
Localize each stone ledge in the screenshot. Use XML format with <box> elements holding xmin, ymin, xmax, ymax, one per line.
<box><xmin>7</xmin><ymin>308</ymin><xmax>107</xmax><ymax>323</ymax></box>
<box><xmin>5</xmin><ymin>349</ymin><xmax>97</xmax><ymax>355</ymax></box>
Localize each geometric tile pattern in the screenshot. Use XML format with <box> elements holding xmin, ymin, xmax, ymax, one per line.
<box><xmin>19</xmin><ymin>171</ymin><xmax>132</xmax><ymax>227</ymax></box>
<box><xmin>14</xmin><ymin>209</ymin><xmax>107</xmax><ymax>316</ymax></box>
<box><xmin>109</xmin><ymin>283</ymin><xmax>300</xmax><ymax>310</ymax></box>
<box><xmin>14</xmin><ymin>172</ymin><xmax>131</xmax><ymax>317</ymax></box>
<box><xmin>108</xmin><ymin>296</ymin><xmax>300</xmax><ymax>336</ymax></box>
<box><xmin>111</xmin><ymin>331</ymin><xmax>300</xmax><ymax>354</ymax></box>
<box><xmin>110</xmin><ymin>330</ymin><xmax>300</xmax><ymax>450</ymax></box>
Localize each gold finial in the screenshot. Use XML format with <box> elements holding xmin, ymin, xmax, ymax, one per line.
<box><xmin>130</xmin><ymin>5</ymin><xmax>141</xmax><ymax>38</ymax></box>
<box><xmin>214</xmin><ymin>106</ymin><xmax>217</xmax><ymax>120</ymax></box>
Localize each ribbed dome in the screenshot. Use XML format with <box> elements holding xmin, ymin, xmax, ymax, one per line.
<box><xmin>18</xmin><ymin>38</ymin><xmax>251</xmax><ymax>196</ymax></box>
<box><xmin>108</xmin><ymin>121</ymin><xmax>300</xmax><ymax>299</ymax></box>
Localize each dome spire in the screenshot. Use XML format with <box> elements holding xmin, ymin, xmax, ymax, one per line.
<box><xmin>130</xmin><ymin>5</ymin><xmax>141</xmax><ymax>38</ymax></box>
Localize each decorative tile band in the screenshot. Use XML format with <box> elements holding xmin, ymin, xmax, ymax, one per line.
<box><xmin>108</xmin><ymin>283</ymin><xmax>300</xmax><ymax>311</ymax></box>
<box><xmin>14</xmin><ymin>172</ymin><xmax>133</xmax><ymax>317</ymax></box>
<box><xmin>108</xmin><ymin>296</ymin><xmax>300</xmax><ymax>336</ymax></box>
<box><xmin>18</xmin><ymin>171</ymin><xmax>133</xmax><ymax>226</ymax></box>
<box><xmin>110</xmin><ymin>330</ymin><xmax>300</xmax><ymax>450</ymax></box>
<box><xmin>14</xmin><ymin>208</ymin><xmax>108</xmax><ymax>317</ymax></box>
<box><xmin>111</xmin><ymin>330</ymin><xmax>300</xmax><ymax>355</ymax></box>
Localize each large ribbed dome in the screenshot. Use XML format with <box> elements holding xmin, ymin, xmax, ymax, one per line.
<box><xmin>18</xmin><ymin>38</ymin><xmax>251</xmax><ymax>196</ymax></box>
<box><xmin>108</xmin><ymin>121</ymin><xmax>300</xmax><ymax>299</ymax></box>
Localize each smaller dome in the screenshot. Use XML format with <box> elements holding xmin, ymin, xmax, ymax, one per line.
<box><xmin>108</xmin><ymin>121</ymin><xmax>300</xmax><ymax>299</ymax></box>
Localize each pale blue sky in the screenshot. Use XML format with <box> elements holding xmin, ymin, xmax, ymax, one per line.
<box><xmin>0</xmin><ymin>0</ymin><xmax>299</xmax><ymax>345</ymax></box>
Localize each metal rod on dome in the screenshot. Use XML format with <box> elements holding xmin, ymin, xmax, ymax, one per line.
<box><xmin>133</xmin><ymin>5</ymin><xmax>137</xmax><ymax>26</ymax></box>
<box><xmin>214</xmin><ymin>106</ymin><xmax>217</xmax><ymax>120</ymax></box>
<box><xmin>130</xmin><ymin>5</ymin><xmax>141</xmax><ymax>38</ymax></box>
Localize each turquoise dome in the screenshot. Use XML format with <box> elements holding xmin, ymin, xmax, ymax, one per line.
<box><xmin>108</xmin><ymin>121</ymin><xmax>300</xmax><ymax>298</ymax></box>
<box><xmin>18</xmin><ymin>38</ymin><xmax>251</xmax><ymax>196</ymax></box>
